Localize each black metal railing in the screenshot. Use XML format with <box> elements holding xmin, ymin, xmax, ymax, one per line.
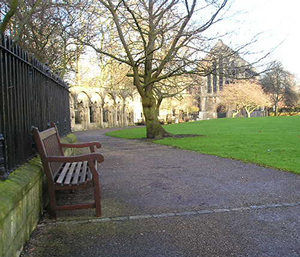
<box><xmin>0</xmin><ymin>35</ymin><xmax>71</xmax><ymax>179</ymax></box>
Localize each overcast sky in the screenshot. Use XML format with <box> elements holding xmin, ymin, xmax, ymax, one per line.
<box><xmin>216</xmin><ymin>0</ymin><xmax>300</xmax><ymax>82</ymax></box>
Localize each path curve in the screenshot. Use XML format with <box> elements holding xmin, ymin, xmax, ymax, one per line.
<box><xmin>22</xmin><ymin>128</ymin><xmax>300</xmax><ymax>257</ymax></box>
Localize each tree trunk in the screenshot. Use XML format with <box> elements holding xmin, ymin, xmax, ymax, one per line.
<box><xmin>232</xmin><ymin>111</ymin><xmax>239</xmax><ymax>118</ymax></box>
<box><xmin>141</xmin><ymin>95</ymin><xmax>171</xmax><ymax>139</ymax></box>
<box><xmin>245</xmin><ymin>109</ymin><xmax>251</xmax><ymax>118</ymax></box>
<box><xmin>274</xmin><ymin>103</ymin><xmax>278</xmax><ymax>116</ymax></box>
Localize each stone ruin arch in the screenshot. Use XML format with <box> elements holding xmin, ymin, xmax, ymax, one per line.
<box><xmin>75</xmin><ymin>91</ymin><xmax>90</xmax><ymax>130</ymax></box>
<box><xmin>123</xmin><ymin>95</ymin><xmax>134</xmax><ymax>126</ymax></box>
<box><xmin>69</xmin><ymin>86</ymin><xmax>138</xmax><ymax>131</ymax></box>
<box><xmin>102</xmin><ymin>94</ymin><xmax>114</xmax><ymax>127</ymax></box>
<box><xmin>89</xmin><ymin>93</ymin><xmax>102</xmax><ymax>125</ymax></box>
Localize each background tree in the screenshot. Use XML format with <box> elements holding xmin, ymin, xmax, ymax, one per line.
<box><xmin>283</xmin><ymin>86</ymin><xmax>299</xmax><ymax>109</ymax></box>
<box><xmin>260</xmin><ymin>62</ymin><xmax>298</xmax><ymax>116</ymax></box>
<box><xmin>0</xmin><ymin>0</ymin><xmax>19</xmax><ymax>33</ymax></box>
<box><xmin>220</xmin><ymin>80</ymin><xmax>271</xmax><ymax>117</ymax></box>
<box><xmin>80</xmin><ymin>0</ymin><xmax>229</xmax><ymax>138</ymax></box>
<box><xmin>1</xmin><ymin>0</ymin><xmax>91</xmax><ymax>78</ymax></box>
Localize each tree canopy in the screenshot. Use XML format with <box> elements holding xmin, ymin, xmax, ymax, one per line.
<box><xmin>0</xmin><ymin>0</ymin><xmax>89</xmax><ymax>77</ymax></box>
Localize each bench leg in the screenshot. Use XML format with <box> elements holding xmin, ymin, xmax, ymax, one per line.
<box><xmin>93</xmin><ymin>179</ymin><xmax>102</xmax><ymax>217</ymax></box>
<box><xmin>48</xmin><ymin>186</ymin><xmax>57</xmax><ymax>219</ymax></box>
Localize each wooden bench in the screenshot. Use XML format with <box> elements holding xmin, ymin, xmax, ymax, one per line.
<box><xmin>32</xmin><ymin>123</ymin><xmax>104</xmax><ymax>218</ymax></box>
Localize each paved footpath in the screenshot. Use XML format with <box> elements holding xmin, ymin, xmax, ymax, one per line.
<box><xmin>22</xmin><ymin>128</ymin><xmax>300</xmax><ymax>257</ymax></box>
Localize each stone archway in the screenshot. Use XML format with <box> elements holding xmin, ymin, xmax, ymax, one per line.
<box><xmin>89</xmin><ymin>94</ymin><xmax>102</xmax><ymax>127</ymax></box>
<box><xmin>75</xmin><ymin>91</ymin><xmax>90</xmax><ymax>130</ymax></box>
<box><xmin>102</xmin><ymin>94</ymin><xmax>114</xmax><ymax>127</ymax></box>
<box><xmin>69</xmin><ymin>86</ymin><xmax>143</xmax><ymax>130</ymax></box>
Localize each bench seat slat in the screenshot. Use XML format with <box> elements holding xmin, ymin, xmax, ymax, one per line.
<box><xmin>79</xmin><ymin>161</ymin><xmax>88</xmax><ymax>183</ymax></box>
<box><xmin>56</xmin><ymin>163</ymin><xmax>71</xmax><ymax>184</ymax></box>
<box><xmin>72</xmin><ymin>162</ymin><xmax>82</xmax><ymax>185</ymax></box>
<box><xmin>64</xmin><ymin>162</ymin><xmax>77</xmax><ymax>185</ymax></box>
<box><xmin>53</xmin><ymin>163</ymin><xmax>64</xmax><ymax>179</ymax></box>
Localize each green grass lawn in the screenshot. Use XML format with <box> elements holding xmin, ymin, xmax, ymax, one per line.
<box><xmin>106</xmin><ymin>116</ymin><xmax>300</xmax><ymax>174</ymax></box>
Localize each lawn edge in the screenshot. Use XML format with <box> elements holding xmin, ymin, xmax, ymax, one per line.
<box><xmin>106</xmin><ymin>130</ymin><xmax>300</xmax><ymax>175</ymax></box>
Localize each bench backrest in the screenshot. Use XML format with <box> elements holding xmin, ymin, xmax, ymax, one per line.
<box><xmin>32</xmin><ymin>124</ymin><xmax>64</xmax><ymax>181</ymax></box>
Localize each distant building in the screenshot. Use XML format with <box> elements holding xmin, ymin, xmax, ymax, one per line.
<box><xmin>198</xmin><ymin>40</ymin><xmax>258</xmax><ymax>119</ymax></box>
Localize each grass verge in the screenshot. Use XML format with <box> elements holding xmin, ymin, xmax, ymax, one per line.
<box><xmin>106</xmin><ymin>116</ymin><xmax>300</xmax><ymax>174</ymax></box>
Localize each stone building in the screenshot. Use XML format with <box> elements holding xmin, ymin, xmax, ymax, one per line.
<box><xmin>70</xmin><ymin>87</ymin><xmax>143</xmax><ymax>131</ymax></box>
<box><xmin>198</xmin><ymin>40</ymin><xmax>258</xmax><ymax>119</ymax></box>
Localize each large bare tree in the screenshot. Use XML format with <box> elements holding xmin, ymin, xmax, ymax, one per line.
<box><xmin>83</xmin><ymin>0</ymin><xmax>228</xmax><ymax>138</ymax></box>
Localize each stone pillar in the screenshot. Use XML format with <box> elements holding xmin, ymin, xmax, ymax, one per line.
<box><xmin>77</xmin><ymin>103</ymin><xmax>85</xmax><ymax>127</ymax></box>
<box><xmin>84</xmin><ymin>105</ymin><xmax>90</xmax><ymax>129</ymax></box>
<box><xmin>99</xmin><ymin>106</ymin><xmax>104</xmax><ymax>128</ymax></box>
<box><xmin>70</xmin><ymin>102</ymin><xmax>75</xmax><ymax>129</ymax></box>
<box><xmin>97</xmin><ymin>106</ymin><xmax>104</xmax><ymax>128</ymax></box>
<box><xmin>118</xmin><ymin>106</ymin><xmax>122</xmax><ymax>127</ymax></box>
<box><xmin>113</xmin><ymin>107</ymin><xmax>118</xmax><ymax>127</ymax></box>
<box><xmin>108</xmin><ymin>107</ymin><xmax>114</xmax><ymax>127</ymax></box>
<box><xmin>130</xmin><ymin>111</ymin><xmax>134</xmax><ymax>125</ymax></box>
<box><xmin>123</xmin><ymin>106</ymin><xmax>128</xmax><ymax>127</ymax></box>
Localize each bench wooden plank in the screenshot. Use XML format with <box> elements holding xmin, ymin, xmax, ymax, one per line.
<box><xmin>56</xmin><ymin>162</ymin><xmax>71</xmax><ymax>184</ymax></box>
<box><xmin>64</xmin><ymin>162</ymin><xmax>77</xmax><ymax>185</ymax></box>
<box><xmin>79</xmin><ymin>161</ymin><xmax>88</xmax><ymax>183</ymax></box>
<box><xmin>40</xmin><ymin>128</ymin><xmax>57</xmax><ymax>140</ymax></box>
<box><xmin>72</xmin><ymin>162</ymin><xmax>82</xmax><ymax>185</ymax></box>
<box><xmin>53</xmin><ymin>163</ymin><xmax>64</xmax><ymax>179</ymax></box>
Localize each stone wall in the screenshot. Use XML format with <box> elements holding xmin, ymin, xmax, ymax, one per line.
<box><xmin>0</xmin><ymin>134</ymin><xmax>77</xmax><ymax>257</ymax></box>
<box><xmin>70</xmin><ymin>86</ymin><xmax>202</xmax><ymax>128</ymax></box>
<box><xmin>70</xmin><ymin>87</ymin><xmax>143</xmax><ymax>131</ymax></box>
<box><xmin>0</xmin><ymin>158</ymin><xmax>43</xmax><ymax>257</ymax></box>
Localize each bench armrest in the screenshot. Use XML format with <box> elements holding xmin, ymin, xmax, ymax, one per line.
<box><xmin>45</xmin><ymin>153</ymin><xmax>104</xmax><ymax>163</ymax></box>
<box><xmin>60</xmin><ymin>142</ymin><xmax>101</xmax><ymax>149</ymax></box>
